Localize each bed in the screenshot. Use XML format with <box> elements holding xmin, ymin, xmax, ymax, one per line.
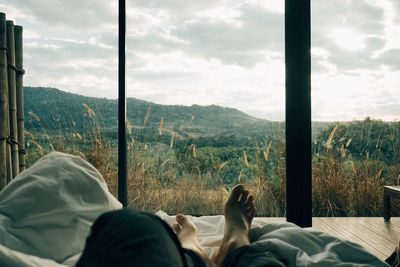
<box><xmin>0</xmin><ymin>152</ymin><xmax>390</xmax><ymax>266</ymax></box>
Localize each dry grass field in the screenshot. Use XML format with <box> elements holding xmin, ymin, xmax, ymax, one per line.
<box><xmin>24</xmin><ymin>109</ymin><xmax>400</xmax><ymax>216</ymax></box>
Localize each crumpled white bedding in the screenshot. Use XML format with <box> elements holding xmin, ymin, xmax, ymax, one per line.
<box><xmin>157</xmin><ymin>212</ymin><xmax>390</xmax><ymax>267</ymax></box>
<box><xmin>249</xmin><ymin>223</ymin><xmax>390</xmax><ymax>266</ymax></box>
<box><xmin>0</xmin><ymin>152</ymin><xmax>121</xmax><ymax>267</ymax></box>
<box><xmin>0</xmin><ymin>152</ymin><xmax>391</xmax><ymax>267</ymax></box>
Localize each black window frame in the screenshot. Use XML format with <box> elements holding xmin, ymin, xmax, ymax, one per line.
<box><xmin>117</xmin><ymin>0</ymin><xmax>312</xmax><ymax>227</ymax></box>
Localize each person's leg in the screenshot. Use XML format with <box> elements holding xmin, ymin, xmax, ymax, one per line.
<box><xmin>76</xmin><ymin>208</ymin><xmax>205</xmax><ymax>267</ymax></box>
<box><xmin>220</xmin><ymin>245</ymin><xmax>287</xmax><ymax>267</ymax></box>
<box><xmin>174</xmin><ymin>214</ymin><xmax>216</xmax><ymax>267</ymax></box>
<box><xmin>212</xmin><ymin>184</ymin><xmax>256</xmax><ymax>266</ymax></box>
<box><xmin>214</xmin><ymin>185</ymin><xmax>286</xmax><ymax>267</ymax></box>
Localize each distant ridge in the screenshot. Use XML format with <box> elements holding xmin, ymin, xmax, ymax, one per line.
<box><xmin>24</xmin><ymin>87</ymin><xmax>285</xmax><ymax>141</ymax></box>
<box><xmin>24</xmin><ymin>86</ymin><xmax>398</xmax><ymax>164</ymax></box>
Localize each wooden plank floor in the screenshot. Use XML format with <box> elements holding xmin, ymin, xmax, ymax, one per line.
<box><xmin>254</xmin><ymin>217</ymin><xmax>399</xmax><ymax>260</ymax></box>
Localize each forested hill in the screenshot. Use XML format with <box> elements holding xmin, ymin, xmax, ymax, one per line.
<box><xmin>24</xmin><ymin>87</ymin><xmax>284</xmax><ymax>142</ymax></box>
<box><xmin>23</xmin><ymin>87</ymin><xmax>399</xmax><ymax>164</ymax></box>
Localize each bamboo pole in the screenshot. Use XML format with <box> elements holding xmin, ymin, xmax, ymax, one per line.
<box><xmin>6</xmin><ymin>136</ymin><xmax>12</xmax><ymax>183</ymax></box>
<box><xmin>6</xmin><ymin>20</ymin><xmax>19</xmax><ymax>178</ymax></box>
<box><xmin>14</xmin><ymin>25</ymin><xmax>25</xmax><ymax>172</ymax></box>
<box><xmin>0</xmin><ymin>13</ymin><xmax>7</xmax><ymax>188</ymax></box>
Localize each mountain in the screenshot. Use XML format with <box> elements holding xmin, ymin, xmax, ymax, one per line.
<box><xmin>24</xmin><ymin>87</ymin><xmax>398</xmax><ymax>164</ymax></box>
<box><xmin>24</xmin><ymin>87</ymin><xmax>285</xmax><ymax>145</ymax></box>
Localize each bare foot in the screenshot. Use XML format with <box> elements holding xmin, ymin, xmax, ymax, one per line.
<box><xmin>213</xmin><ymin>184</ymin><xmax>256</xmax><ymax>266</ymax></box>
<box><xmin>173</xmin><ymin>214</ymin><xmax>205</xmax><ymax>256</ymax></box>
<box><xmin>174</xmin><ymin>215</ymin><xmax>216</xmax><ymax>267</ymax></box>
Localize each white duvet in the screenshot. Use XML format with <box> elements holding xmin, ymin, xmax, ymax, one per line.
<box><xmin>0</xmin><ymin>152</ymin><xmax>121</xmax><ymax>267</ymax></box>
<box><xmin>158</xmin><ymin>212</ymin><xmax>390</xmax><ymax>267</ymax></box>
<box><xmin>0</xmin><ymin>152</ymin><xmax>391</xmax><ymax>267</ymax></box>
<box><xmin>249</xmin><ymin>223</ymin><xmax>390</xmax><ymax>267</ymax></box>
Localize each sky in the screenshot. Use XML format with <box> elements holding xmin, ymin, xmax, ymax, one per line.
<box><xmin>1</xmin><ymin>0</ymin><xmax>399</xmax><ymax>121</ymax></box>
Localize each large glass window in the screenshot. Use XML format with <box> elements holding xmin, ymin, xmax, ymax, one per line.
<box><xmin>312</xmin><ymin>0</ymin><xmax>400</xmax><ymax>216</ymax></box>
<box><xmin>126</xmin><ymin>1</ymin><xmax>285</xmax><ymax>214</ymax></box>
<box><xmin>10</xmin><ymin>0</ymin><xmax>398</xmax><ymax>216</ymax></box>
<box><xmin>11</xmin><ymin>0</ymin><xmax>286</xmax><ymax>215</ymax></box>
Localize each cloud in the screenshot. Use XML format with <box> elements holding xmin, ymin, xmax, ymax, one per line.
<box><xmin>1</xmin><ymin>0</ymin><xmax>399</xmax><ymax>121</ymax></box>
<box><xmin>126</xmin><ymin>1</ymin><xmax>283</xmax><ymax>67</ymax></box>
<box><xmin>7</xmin><ymin>0</ymin><xmax>116</xmax><ymax>30</ymax></box>
<box><xmin>312</xmin><ymin>0</ymin><xmax>384</xmax><ymax>35</ymax></box>
<box><xmin>129</xmin><ymin>0</ymin><xmax>223</xmax><ymax>22</ymax></box>
<box><xmin>172</xmin><ymin>2</ymin><xmax>283</xmax><ymax>67</ymax></box>
<box><xmin>311</xmin><ymin>67</ymin><xmax>400</xmax><ymax>121</ymax></box>
<box><xmin>374</xmin><ymin>49</ymin><xmax>400</xmax><ymax>70</ymax></box>
<box><xmin>311</xmin><ymin>0</ymin><xmax>386</xmax><ymax>72</ymax></box>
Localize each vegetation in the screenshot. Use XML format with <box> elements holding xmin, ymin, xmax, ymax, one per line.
<box><xmin>24</xmin><ymin>87</ymin><xmax>400</xmax><ymax>216</ymax></box>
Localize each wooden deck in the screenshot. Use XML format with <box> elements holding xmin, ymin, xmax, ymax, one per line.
<box><xmin>256</xmin><ymin>217</ymin><xmax>399</xmax><ymax>260</ymax></box>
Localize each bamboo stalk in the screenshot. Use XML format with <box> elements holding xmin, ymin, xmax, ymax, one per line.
<box><xmin>6</xmin><ymin>20</ymin><xmax>19</xmax><ymax>178</ymax></box>
<box><xmin>6</xmin><ymin>144</ymin><xmax>12</xmax><ymax>183</ymax></box>
<box><xmin>0</xmin><ymin>13</ymin><xmax>7</xmax><ymax>188</ymax></box>
<box><xmin>14</xmin><ymin>25</ymin><xmax>25</xmax><ymax>172</ymax></box>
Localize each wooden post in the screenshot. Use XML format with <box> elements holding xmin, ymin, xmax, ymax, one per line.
<box><xmin>285</xmin><ymin>0</ymin><xmax>312</xmax><ymax>227</ymax></box>
<box><xmin>6</xmin><ymin>20</ymin><xmax>19</xmax><ymax>178</ymax></box>
<box><xmin>0</xmin><ymin>13</ymin><xmax>7</xmax><ymax>188</ymax></box>
<box><xmin>14</xmin><ymin>25</ymin><xmax>25</xmax><ymax>172</ymax></box>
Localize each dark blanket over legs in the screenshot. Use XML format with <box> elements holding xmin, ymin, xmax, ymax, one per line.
<box><xmin>76</xmin><ymin>209</ymin><xmax>205</xmax><ymax>267</ymax></box>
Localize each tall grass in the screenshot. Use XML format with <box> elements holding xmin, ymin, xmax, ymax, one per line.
<box><xmin>24</xmin><ymin>107</ymin><xmax>400</xmax><ymax>216</ymax></box>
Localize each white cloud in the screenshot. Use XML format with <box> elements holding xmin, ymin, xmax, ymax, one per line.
<box><xmin>1</xmin><ymin>0</ymin><xmax>399</xmax><ymax>121</ymax></box>
<box><xmin>25</xmin><ymin>42</ymin><xmax>61</xmax><ymax>50</ymax></box>
<box><xmin>312</xmin><ymin>67</ymin><xmax>400</xmax><ymax>121</ymax></box>
<box><xmin>250</xmin><ymin>0</ymin><xmax>284</xmax><ymax>14</ymax></box>
<box><xmin>331</xmin><ymin>28</ymin><xmax>366</xmax><ymax>51</ymax></box>
<box><xmin>24</xmin><ymin>29</ymin><xmax>41</xmax><ymax>40</ymax></box>
<box><xmin>6</xmin><ymin>0</ymin><xmax>116</xmax><ymax>30</ymax></box>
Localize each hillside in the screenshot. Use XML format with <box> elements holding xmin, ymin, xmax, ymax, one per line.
<box><xmin>24</xmin><ymin>87</ymin><xmax>284</xmax><ymax>145</ymax></box>
<box><xmin>26</xmin><ymin>87</ymin><xmax>398</xmax><ymax>160</ymax></box>
<box><xmin>23</xmin><ymin>87</ymin><xmax>400</xmax><ymax>211</ymax></box>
